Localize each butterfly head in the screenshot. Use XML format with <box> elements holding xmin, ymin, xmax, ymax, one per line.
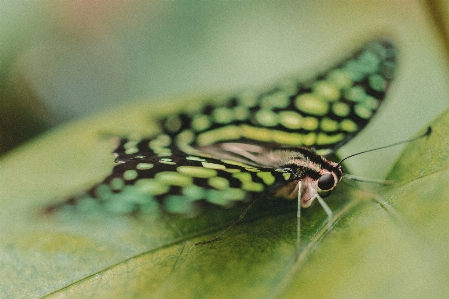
<box><xmin>299</xmin><ymin>159</ymin><xmax>343</xmax><ymax>208</ymax></box>
<box><xmin>274</xmin><ymin>149</ymin><xmax>343</xmax><ymax>208</ymax></box>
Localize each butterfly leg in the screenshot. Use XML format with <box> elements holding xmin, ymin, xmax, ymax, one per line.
<box><xmin>296</xmin><ymin>181</ymin><xmax>302</xmax><ymax>252</ymax></box>
<box><xmin>316</xmin><ymin>193</ymin><xmax>333</xmax><ymax>232</ymax></box>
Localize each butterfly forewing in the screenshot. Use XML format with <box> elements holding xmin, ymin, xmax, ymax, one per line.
<box><xmin>161</xmin><ymin>40</ymin><xmax>397</xmax><ymax>155</ymax></box>
<box><xmin>47</xmin><ymin>40</ymin><xmax>397</xmax><ymax>215</ymax></box>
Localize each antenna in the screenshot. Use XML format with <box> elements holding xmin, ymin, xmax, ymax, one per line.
<box><xmin>338</xmin><ymin>126</ymin><xmax>432</xmax><ymax>166</ymax></box>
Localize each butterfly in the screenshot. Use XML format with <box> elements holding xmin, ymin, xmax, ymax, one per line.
<box><xmin>46</xmin><ymin>40</ymin><xmax>397</xmax><ymax>240</ymax></box>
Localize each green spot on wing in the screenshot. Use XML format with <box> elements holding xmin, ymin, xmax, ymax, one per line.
<box><xmin>136</xmin><ymin>163</ymin><xmax>154</xmax><ymax>170</ymax></box>
<box><xmin>208</xmin><ymin>177</ymin><xmax>230</xmax><ymax>190</ymax></box>
<box><xmin>192</xmin><ymin>114</ymin><xmax>211</xmax><ymax>131</ymax></box>
<box><xmin>212</xmin><ymin>107</ymin><xmax>234</xmax><ymax>124</ymax></box>
<box><xmin>317</xmin><ymin>133</ymin><xmax>344</xmax><ymax>145</ymax></box>
<box><xmin>279</xmin><ymin>111</ymin><xmax>302</xmax><ymax>129</ymax></box>
<box><xmin>123</xmin><ymin>169</ymin><xmax>138</xmax><ymax>180</ymax></box>
<box><xmin>197</xmin><ymin>126</ymin><xmax>240</xmax><ymax>146</ymax></box>
<box><xmin>357</xmin><ymin>49</ymin><xmax>380</xmax><ymax>73</ymax></box>
<box><xmin>302</xmin><ymin>133</ymin><xmax>316</xmax><ymax>146</ymax></box>
<box><xmin>295</xmin><ymin>94</ymin><xmax>329</xmax><ymax>116</ymax></box>
<box><xmin>206</xmin><ymin>190</ymin><xmax>232</xmax><ymax>206</ymax></box>
<box><xmin>272</xmin><ymin>131</ymin><xmax>303</xmax><ymax>145</ymax></box>
<box><xmin>359</xmin><ymin>96</ymin><xmax>379</xmax><ymax>110</ymax></box>
<box><xmin>207</xmin><ymin>188</ymin><xmax>246</xmax><ymax>204</ymax></box>
<box><xmin>345</xmin><ymin>86</ymin><xmax>366</xmax><ymax>102</ymax></box>
<box><xmin>256</xmin><ymin>172</ymin><xmax>276</xmax><ymax>185</ymax></box>
<box><xmin>354</xmin><ymin>104</ymin><xmax>373</xmax><ymax>119</ymax></box>
<box><xmin>176</xmin><ymin>129</ymin><xmax>195</xmax><ymax>144</ymax></box>
<box><xmin>255</xmin><ymin>109</ymin><xmax>278</xmax><ymax>127</ymax></box>
<box><xmin>104</xmin><ymin>196</ymin><xmax>136</xmax><ymax>214</ymax></box>
<box><xmin>340</xmin><ymin>119</ymin><xmax>358</xmax><ymax>132</ymax></box>
<box><xmin>164</xmin><ymin>115</ymin><xmax>182</xmax><ymax>132</ymax></box>
<box><xmin>260</xmin><ymin>91</ymin><xmax>290</xmax><ymax>109</ymax></box>
<box><xmin>302</xmin><ymin>117</ymin><xmax>319</xmax><ymax>131</ymax></box>
<box><xmin>201</xmin><ymin>162</ymin><xmax>227</xmax><ymax>170</ymax></box>
<box><xmin>135</xmin><ymin>178</ymin><xmax>170</xmax><ymax>195</ymax></box>
<box><xmin>231</xmin><ymin>172</ymin><xmax>264</xmax><ymax>191</ymax></box>
<box><xmin>313</xmin><ymin>81</ymin><xmax>340</xmax><ymax>102</ymax></box>
<box><xmin>164</xmin><ymin>195</ymin><xmax>194</xmax><ymax>214</ymax></box>
<box><xmin>155</xmin><ymin>172</ymin><xmax>192</xmax><ymax>187</ymax></box>
<box><xmin>327</xmin><ymin>69</ymin><xmax>353</xmax><ymax>89</ymax></box>
<box><xmin>321</xmin><ymin>117</ymin><xmax>339</xmax><ymax>132</ymax></box>
<box><xmin>176</xmin><ymin>166</ymin><xmax>218</xmax><ymax>178</ymax></box>
<box><xmin>124</xmin><ymin>140</ymin><xmax>139</xmax><ymax>154</ymax></box>
<box><xmin>343</xmin><ymin>59</ymin><xmax>365</xmax><ymax>81</ymax></box>
<box><xmin>105</xmin><ymin>186</ymin><xmax>153</xmax><ymax>214</ymax></box>
<box><xmin>232</xmin><ymin>172</ymin><xmax>252</xmax><ymax>182</ymax></box>
<box><xmin>182</xmin><ymin>185</ymin><xmax>206</xmax><ymax>201</ymax></box>
<box><xmin>222</xmin><ymin>188</ymin><xmax>246</xmax><ymax>201</ymax></box>
<box><xmin>149</xmin><ymin>135</ymin><xmax>172</xmax><ymax>153</ymax></box>
<box><xmin>110</xmin><ymin>177</ymin><xmax>125</xmax><ymax>191</ymax></box>
<box><xmin>241</xmin><ymin>182</ymin><xmax>264</xmax><ymax>192</ymax></box>
<box><xmin>332</xmin><ymin>102</ymin><xmax>350</xmax><ymax>117</ymax></box>
<box><xmin>369</xmin><ymin>74</ymin><xmax>387</xmax><ymax>91</ymax></box>
<box><xmin>282</xmin><ymin>172</ymin><xmax>291</xmax><ymax>180</ymax></box>
<box><xmin>233</xmin><ymin>106</ymin><xmax>250</xmax><ymax>121</ymax></box>
<box><xmin>125</xmin><ymin>147</ymin><xmax>138</xmax><ymax>154</ymax></box>
<box><xmin>186</xmin><ymin>156</ymin><xmax>206</xmax><ymax>162</ymax></box>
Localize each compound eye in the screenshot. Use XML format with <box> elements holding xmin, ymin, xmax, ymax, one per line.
<box><xmin>317</xmin><ymin>173</ymin><xmax>335</xmax><ymax>191</ymax></box>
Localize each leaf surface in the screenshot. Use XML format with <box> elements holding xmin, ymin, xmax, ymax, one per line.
<box><xmin>0</xmin><ymin>101</ymin><xmax>448</xmax><ymax>299</ymax></box>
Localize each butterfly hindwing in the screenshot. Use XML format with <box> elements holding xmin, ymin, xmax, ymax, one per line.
<box><xmin>55</xmin><ymin>153</ymin><xmax>291</xmax><ymax>216</ymax></box>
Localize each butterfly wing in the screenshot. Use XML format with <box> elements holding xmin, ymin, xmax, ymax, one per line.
<box><xmin>160</xmin><ymin>40</ymin><xmax>397</xmax><ymax>156</ymax></box>
<box><xmin>47</xmin><ymin>40</ymin><xmax>397</xmax><ymax>215</ymax></box>
<box><xmin>47</xmin><ymin>153</ymin><xmax>291</xmax><ymax>215</ymax></box>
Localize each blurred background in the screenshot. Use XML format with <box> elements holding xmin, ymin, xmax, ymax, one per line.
<box><xmin>1</xmin><ymin>0</ymin><xmax>449</xmax><ymax>177</ymax></box>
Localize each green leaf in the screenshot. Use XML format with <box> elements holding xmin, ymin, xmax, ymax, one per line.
<box><xmin>1</xmin><ymin>102</ymin><xmax>448</xmax><ymax>299</ymax></box>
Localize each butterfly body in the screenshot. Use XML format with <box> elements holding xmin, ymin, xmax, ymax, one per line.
<box><xmin>47</xmin><ymin>40</ymin><xmax>397</xmax><ymax>220</ymax></box>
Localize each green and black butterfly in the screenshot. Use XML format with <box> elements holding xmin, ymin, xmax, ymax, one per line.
<box><xmin>46</xmin><ymin>40</ymin><xmax>397</xmax><ymax>232</ymax></box>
